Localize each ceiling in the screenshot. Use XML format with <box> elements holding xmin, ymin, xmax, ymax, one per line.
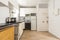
<box><xmin>17</xmin><ymin>0</ymin><xmax>49</xmax><ymax>6</ymax></box>
<box><xmin>0</xmin><ymin>2</ymin><xmax>7</xmax><ymax>7</ymax></box>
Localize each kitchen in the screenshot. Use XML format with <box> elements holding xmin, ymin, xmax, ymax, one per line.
<box><xmin>0</xmin><ymin>0</ymin><xmax>60</xmax><ymax>40</ymax></box>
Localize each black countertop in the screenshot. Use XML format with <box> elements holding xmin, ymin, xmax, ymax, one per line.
<box><xmin>0</xmin><ymin>22</ymin><xmax>22</xmax><ymax>30</ymax></box>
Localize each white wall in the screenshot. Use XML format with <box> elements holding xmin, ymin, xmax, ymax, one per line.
<box><xmin>20</xmin><ymin>8</ymin><xmax>36</xmax><ymax>16</ymax></box>
<box><xmin>37</xmin><ymin>8</ymin><xmax>48</xmax><ymax>31</ymax></box>
<box><xmin>12</xmin><ymin>8</ymin><xmax>19</xmax><ymax>21</ymax></box>
<box><xmin>48</xmin><ymin>0</ymin><xmax>60</xmax><ymax>38</ymax></box>
<box><xmin>0</xmin><ymin>7</ymin><xmax>9</xmax><ymax>23</ymax></box>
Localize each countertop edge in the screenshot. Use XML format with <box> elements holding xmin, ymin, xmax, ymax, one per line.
<box><xmin>0</xmin><ymin>22</ymin><xmax>22</xmax><ymax>31</ymax></box>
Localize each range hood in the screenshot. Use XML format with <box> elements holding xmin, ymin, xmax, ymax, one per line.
<box><xmin>0</xmin><ymin>2</ymin><xmax>7</xmax><ymax>7</ymax></box>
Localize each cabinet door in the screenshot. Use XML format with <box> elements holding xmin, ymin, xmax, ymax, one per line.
<box><xmin>18</xmin><ymin>23</ymin><xmax>23</xmax><ymax>39</ymax></box>
<box><xmin>21</xmin><ymin>22</ymin><xmax>25</xmax><ymax>29</ymax></box>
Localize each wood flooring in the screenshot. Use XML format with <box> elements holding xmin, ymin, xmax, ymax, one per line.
<box><xmin>20</xmin><ymin>30</ymin><xmax>60</xmax><ymax>40</ymax></box>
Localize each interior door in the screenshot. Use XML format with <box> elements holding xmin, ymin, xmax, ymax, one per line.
<box><xmin>37</xmin><ymin>8</ymin><xmax>48</xmax><ymax>31</ymax></box>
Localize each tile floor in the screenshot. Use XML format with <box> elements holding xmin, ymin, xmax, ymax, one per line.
<box><xmin>20</xmin><ymin>30</ymin><xmax>59</xmax><ymax>40</ymax></box>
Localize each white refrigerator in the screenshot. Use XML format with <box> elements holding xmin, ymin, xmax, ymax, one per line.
<box><xmin>31</xmin><ymin>13</ymin><xmax>37</xmax><ymax>30</ymax></box>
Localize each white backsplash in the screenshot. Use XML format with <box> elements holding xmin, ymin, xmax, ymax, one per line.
<box><xmin>0</xmin><ymin>7</ymin><xmax>9</xmax><ymax>23</ymax></box>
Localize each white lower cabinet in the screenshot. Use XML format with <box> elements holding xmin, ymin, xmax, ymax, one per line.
<box><xmin>18</xmin><ymin>22</ymin><xmax>25</xmax><ymax>40</ymax></box>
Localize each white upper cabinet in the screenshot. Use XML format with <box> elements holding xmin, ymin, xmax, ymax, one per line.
<box><xmin>0</xmin><ymin>0</ymin><xmax>8</xmax><ymax>6</ymax></box>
